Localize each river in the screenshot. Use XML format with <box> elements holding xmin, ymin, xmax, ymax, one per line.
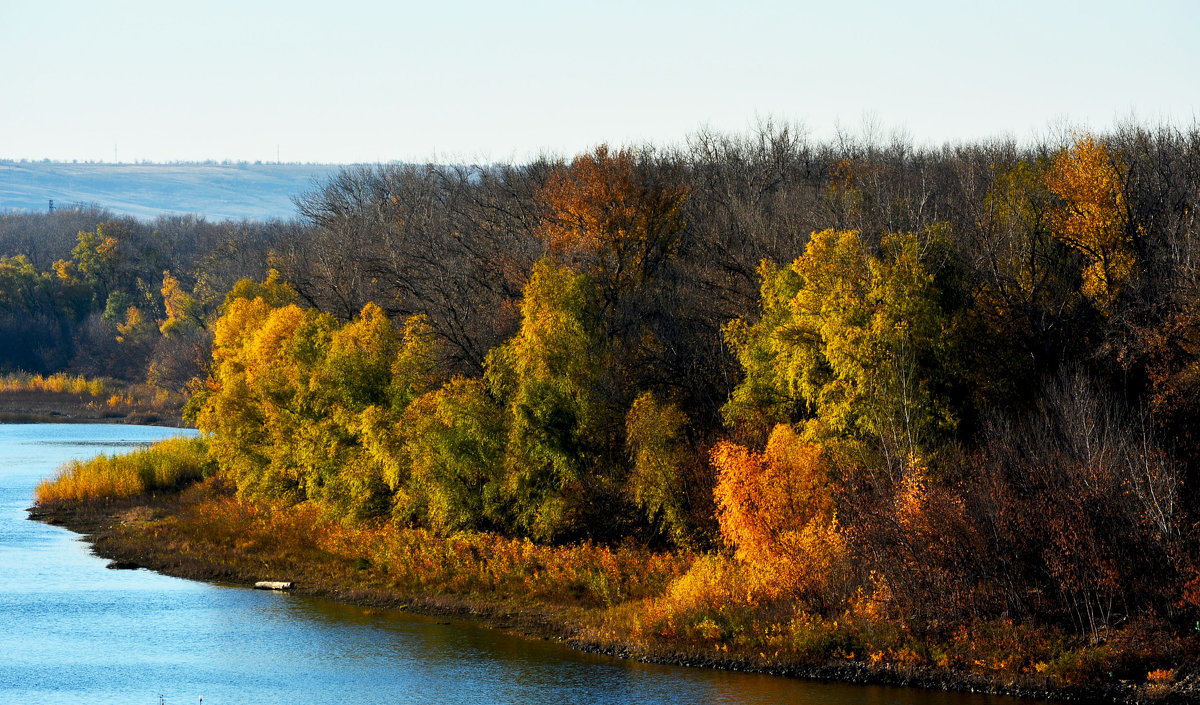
<box><xmin>0</xmin><ymin>424</ymin><xmax>1043</xmax><ymax>705</ymax></box>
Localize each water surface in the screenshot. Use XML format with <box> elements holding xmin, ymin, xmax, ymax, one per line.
<box><xmin>0</xmin><ymin>424</ymin><xmax>1042</xmax><ymax>705</ymax></box>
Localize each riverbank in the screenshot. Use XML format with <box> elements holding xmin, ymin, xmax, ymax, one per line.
<box><xmin>29</xmin><ymin>480</ymin><xmax>1200</xmax><ymax>705</ymax></box>
<box><xmin>29</xmin><ymin>478</ymin><xmax>670</xmax><ymax>641</ymax></box>
<box><xmin>0</xmin><ymin>389</ymin><xmax>183</xmax><ymax>426</ymax></box>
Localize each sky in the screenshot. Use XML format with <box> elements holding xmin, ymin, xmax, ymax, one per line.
<box><xmin>2</xmin><ymin>0</ymin><xmax>1197</xmax><ymax>164</ymax></box>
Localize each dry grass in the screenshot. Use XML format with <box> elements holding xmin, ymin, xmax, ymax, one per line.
<box><xmin>141</xmin><ymin>484</ymin><xmax>693</xmax><ymax>609</ymax></box>
<box><xmin>583</xmin><ymin>555</ymin><xmax>1196</xmax><ymax>689</ymax></box>
<box><xmin>100</xmin><ymin>383</ymin><xmax>181</xmax><ymax>414</ymax></box>
<box><xmin>0</xmin><ymin>372</ymin><xmax>106</xmax><ymax>396</ymax></box>
<box><xmin>34</xmin><ymin>436</ymin><xmax>213</xmax><ymax>504</ymax></box>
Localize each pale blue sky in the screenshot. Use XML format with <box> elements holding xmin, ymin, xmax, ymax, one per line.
<box><xmin>2</xmin><ymin>0</ymin><xmax>1196</xmax><ymax>164</ymax></box>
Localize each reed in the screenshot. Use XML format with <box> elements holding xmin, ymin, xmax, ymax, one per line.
<box><xmin>35</xmin><ymin>436</ymin><xmax>213</xmax><ymax>504</ymax></box>
<box><xmin>0</xmin><ymin>372</ymin><xmax>107</xmax><ymax>396</ymax></box>
<box><xmin>101</xmin><ymin>383</ymin><xmax>181</xmax><ymax>413</ymax></box>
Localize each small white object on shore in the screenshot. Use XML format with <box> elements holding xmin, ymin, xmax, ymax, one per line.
<box><xmin>254</xmin><ymin>580</ymin><xmax>294</xmax><ymax>590</ymax></box>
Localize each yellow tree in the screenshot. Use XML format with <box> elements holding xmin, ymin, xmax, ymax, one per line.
<box><xmin>196</xmin><ymin>297</ymin><xmax>297</xmax><ymax>497</ymax></box>
<box><xmin>971</xmin><ymin>156</ymin><xmax>1091</xmax><ymax>385</ymax></box>
<box><xmin>337</xmin><ymin>309</ymin><xmax>444</xmax><ymax>517</ymax></box>
<box><xmin>223</xmin><ymin>269</ymin><xmax>301</xmax><ymax>310</ymax></box>
<box><xmin>158</xmin><ymin>270</ymin><xmax>206</xmax><ymax>337</ymax></box>
<box><xmin>1047</xmin><ymin>136</ymin><xmax>1134</xmax><ymax>313</ymax></box>
<box><xmin>724</xmin><ymin>227</ymin><xmax>965</xmax><ymax>468</ymax></box>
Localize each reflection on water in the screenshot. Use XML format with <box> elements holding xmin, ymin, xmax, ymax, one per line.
<box><xmin>0</xmin><ymin>424</ymin><xmax>1042</xmax><ymax>705</ymax></box>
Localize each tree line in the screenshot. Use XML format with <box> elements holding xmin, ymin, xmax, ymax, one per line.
<box><xmin>7</xmin><ymin>121</ymin><xmax>1200</xmax><ymax>639</ymax></box>
<box><xmin>0</xmin><ymin>207</ymin><xmax>289</xmax><ymax>384</ymax></box>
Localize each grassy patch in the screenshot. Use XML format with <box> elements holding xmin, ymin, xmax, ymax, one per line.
<box><xmin>137</xmin><ymin>482</ymin><xmax>693</xmax><ymax>609</ymax></box>
<box><xmin>35</xmin><ymin>436</ymin><xmax>213</xmax><ymax>503</ymax></box>
<box><xmin>0</xmin><ymin>372</ymin><xmax>107</xmax><ymax>396</ymax></box>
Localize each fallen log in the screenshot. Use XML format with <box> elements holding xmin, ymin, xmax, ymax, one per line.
<box><xmin>254</xmin><ymin>580</ymin><xmax>294</xmax><ymax>590</ymax></box>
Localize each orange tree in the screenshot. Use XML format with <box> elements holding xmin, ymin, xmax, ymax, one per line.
<box><xmin>539</xmin><ymin>144</ymin><xmax>688</xmax><ymax>302</ymax></box>
<box><xmin>719</xmin><ymin>226</ymin><xmax>976</xmax><ymax>615</ymax></box>
<box><xmin>711</xmin><ymin>423</ymin><xmax>845</xmax><ymax>609</ymax></box>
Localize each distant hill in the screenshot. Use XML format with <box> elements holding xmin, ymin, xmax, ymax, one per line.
<box><xmin>0</xmin><ymin>161</ymin><xmax>348</xmax><ymax>221</ymax></box>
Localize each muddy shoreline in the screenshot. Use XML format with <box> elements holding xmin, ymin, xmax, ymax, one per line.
<box><xmin>28</xmin><ymin>495</ymin><xmax>1198</xmax><ymax>705</ymax></box>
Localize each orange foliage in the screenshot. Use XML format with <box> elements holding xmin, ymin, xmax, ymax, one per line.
<box><xmin>538</xmin><ymin>145</ymin><xmax>687</xmax><ymax>289</ymax></box>
<box><xmin>711</xmin><ymin>424</ymin><xmax>844</xmax><ymax>603</ymax></box>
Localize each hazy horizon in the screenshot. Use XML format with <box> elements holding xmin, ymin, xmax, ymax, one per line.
<box><xmin>0</xmin><ymin>161</ymin><xmax>344</xmax><ymax>220</ymax></box>
<box><xmin>3</xmin><ymin>1</ymin><xmax>1196</xmax><ymax>164</ymax></box>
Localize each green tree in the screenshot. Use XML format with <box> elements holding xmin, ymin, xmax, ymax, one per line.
<box><xmin>485</xmin><ymin>259</ymin><xmax>619</xmax><ymax>541</ymax></box>
<box><xmin>0</xmin><ymin>255</ymin><xmax>53</xmax><ymax>314</ymax></box>
<box><xmin>625</xmin><ymin>391</ymin><xmax>696</xmax><ymax>544</ymax></box>
<box><xmin>725</xmin><ymin>228</ymin><xmax>967</xmax><ymax>466</ymax></box>
<box><xmin>66</xmin><ymin>225</ymin><xmax>121</xmax><ymax>305</ymax></box>
<box><xmin>0</xmin><ymin>255</ymin><xmax>68</xmax><ymax>371</ymax></box>
<box><xmin>400</xmin><ymin>377</ymin><xmax>507</xmax><ymax>533</ymax></box>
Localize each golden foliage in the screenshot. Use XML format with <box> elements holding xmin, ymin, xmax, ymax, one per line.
<box><xmin>159</xmin><ymin>269</ymin><xmax>204</xmax><ymax>337</ymax></box>
<box><xmin>1047</xmin><ymin>136</ymin><xmax>1134</xmax><ymax>311</ymax></box>
<box><xmin>115</xmin><ymin>305</ymin><xmax>152</xmax><ymax>344</ymax></box>
<box><xmin>662</xmin><ymin>554</ymin><xmax>751</xmax><ymax>618</ymax></box>
<box><xmin>723</xmin><ymin>227</ymin><xmax>962</xmax><ymax>456</ymax></box>
<box><xmin>0</xmin><ymin>372</ymin><xmax>106</xmax><ymax>396</ymax></box>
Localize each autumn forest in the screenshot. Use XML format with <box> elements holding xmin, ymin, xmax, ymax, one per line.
<box><xmin>16</xmin><ymin>122</ymin><xmax>1200</xmax><ymax>696</ymax></box>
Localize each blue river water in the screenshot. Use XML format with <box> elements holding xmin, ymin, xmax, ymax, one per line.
<box><xmin>0</xmin><ymin>424</ymin><xmax>1042</xmax><ymax>705</ymax></box>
